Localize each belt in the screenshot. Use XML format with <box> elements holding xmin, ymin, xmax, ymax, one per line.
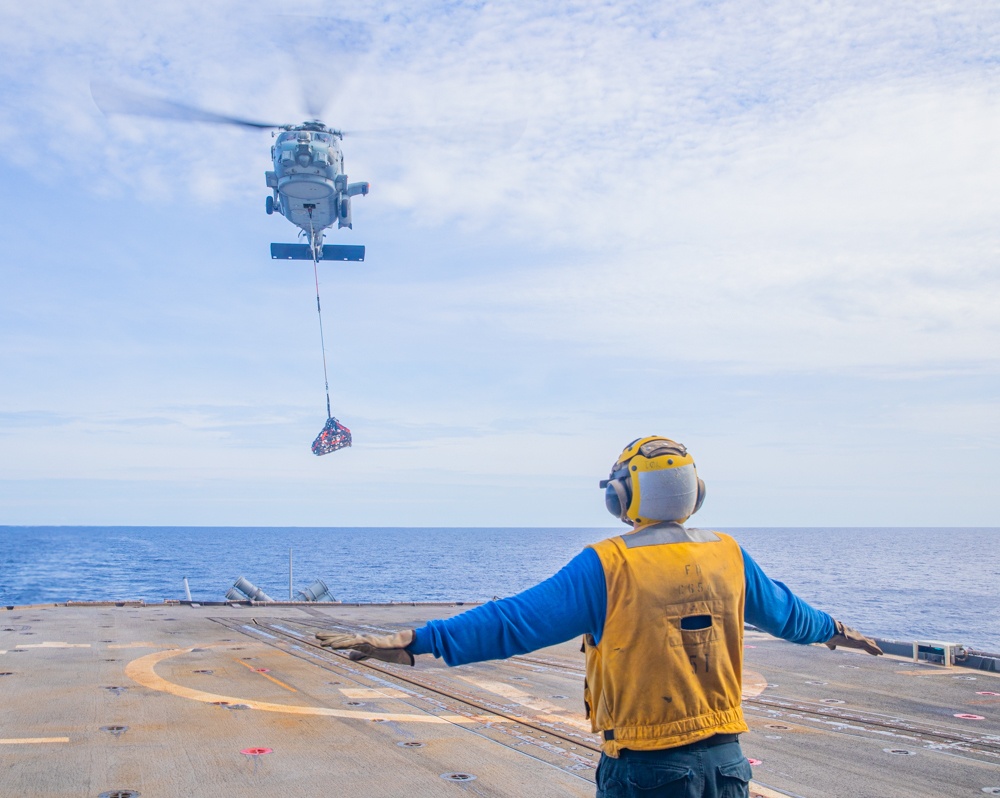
<box><xmin>607</xmin><ymin>732</ymin><xmax>740</xmax><ymax>755</ymax></box>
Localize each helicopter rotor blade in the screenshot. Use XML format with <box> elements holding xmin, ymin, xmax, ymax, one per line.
<box><xmin>343</xmin><ymin>119</ymin><xmax>526</xmax><ymax>146</ymax></box>
<box><xmin>90</xmin><ymin>81</ymin><xmax>282</xmax><ymax>130</ymax></box>
<box><xmin>269</xmin><ymin>16</ymin><xmax>373</xmax><ymax>121</ymax></box>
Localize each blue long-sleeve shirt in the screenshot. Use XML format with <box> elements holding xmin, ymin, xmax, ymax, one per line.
<box><xmin>411</xmin><ymin>545</ymin><xmax>834</xmax><ymax>665</ymax></box>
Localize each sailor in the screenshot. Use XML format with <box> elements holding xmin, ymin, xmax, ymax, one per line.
<box><xmin>318</xmin><ymin>436</ymin><xmax>882</xmax><ymax>798</ymax></box>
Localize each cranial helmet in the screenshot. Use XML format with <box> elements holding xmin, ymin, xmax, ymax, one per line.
<box><xmin>600</xmin><ymin>436</ymin><xmax>706</xmax><ymax>525</ymax></box>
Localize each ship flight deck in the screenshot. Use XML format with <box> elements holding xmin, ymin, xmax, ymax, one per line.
<box><xmin>1</xmin><ymin>602</ymin><xmax>998</xmax><ymax>797</ymax></box>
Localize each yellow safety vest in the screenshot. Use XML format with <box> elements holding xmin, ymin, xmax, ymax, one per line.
<box><xmin>584</xmin><ymin>522</ymin><xmax>748</xmax><ymax>757</ymax></box>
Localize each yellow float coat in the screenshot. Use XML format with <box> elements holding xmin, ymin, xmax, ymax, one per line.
<box><xmin>584</xmin><ymin>524</ymin><xmax>748</xmax><ymax>757</ymax></box>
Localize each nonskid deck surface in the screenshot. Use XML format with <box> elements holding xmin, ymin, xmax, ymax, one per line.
<box><xmin>0</xmin><ymin>604</ymin><xmax>997</xmax><ymax>798</ymax></box>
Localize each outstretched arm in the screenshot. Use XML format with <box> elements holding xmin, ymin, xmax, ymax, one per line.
<box><xmin>409</xmin><ymin>548</ymin><xmax>608</xmax><ymax>666</ymax></box>
<box><xmin>742</xmin><ymin>547</ymin><xmax>881</xmax><ymax>654</ymax></box>
<box><xmin>742</xmin><ymin>547</ymin><xmax>836</xmax><ymax>644</ymax></box>
<box><xmin>318</xmin><ymin>542</ymin><xmax>879</xmax><ymax>666</ymax></box>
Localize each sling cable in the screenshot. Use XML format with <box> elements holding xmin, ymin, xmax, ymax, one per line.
<box><xmin>307</xmin><ymin>210</ymin><xmax>351</xmax><ymax>455</ymax></box>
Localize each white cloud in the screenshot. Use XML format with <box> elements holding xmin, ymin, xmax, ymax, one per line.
<box><xmin>2</xmin><ymin>0</ymin><xmax>1000</xmax><ymax>524</ymax></box>
<box><xmin>3</xmin><ymin>1</ymin><xmax>998</xmax><ymax>228</ymax></box>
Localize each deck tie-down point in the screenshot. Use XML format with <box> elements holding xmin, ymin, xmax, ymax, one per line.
<box><xmin>241</xmin><ymin>747</ymin><xmax>272</xmax><ymax>775</ymax></box>
<box><xmin>441</xmin><ymin>773</ymin><xmax>477</xmax><ymax>782</ymax></box>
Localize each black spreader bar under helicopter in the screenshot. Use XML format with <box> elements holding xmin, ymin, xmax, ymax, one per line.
<box><xmin>270</xmin><ymin>243</ymin><xmax>365</xmax><ymax>261</ymax></box>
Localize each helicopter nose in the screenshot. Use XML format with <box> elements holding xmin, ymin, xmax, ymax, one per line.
<box><xmin>295</xmin><ymin>145</ymin><xmax>313</xmax><ymax>166</ymax></box>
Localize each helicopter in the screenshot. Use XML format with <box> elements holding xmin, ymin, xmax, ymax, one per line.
<box><xmin>266</xmin><ymin>121</ymin><xmax>369</xmax><ymax>264</ymax></box>
<box><xmin>91</xmin><ymin>81</ymin><xmax>372</xmax><ymax>453</ymax></box>
<box><xmin>90</xmin><ymin>82</ymin><xmax>369</xmax><ymax>263</ymax></box>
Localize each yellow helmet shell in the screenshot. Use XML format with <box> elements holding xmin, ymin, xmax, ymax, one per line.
<box><xmin>610</xmin><ymin>437</ymin><xmax>703</xmax><ymax>524</ymax></box>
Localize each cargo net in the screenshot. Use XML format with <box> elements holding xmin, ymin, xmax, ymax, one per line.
<box><xmin>312</xmin><ymin>417</ymin><xmax>352</xmax><ymax>456</ymax></box>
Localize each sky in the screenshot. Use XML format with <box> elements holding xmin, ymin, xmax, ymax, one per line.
<box><xmin>0</xmin><ymin>1</ymin><xmax>998</xmax><ymax>527</ymax></box>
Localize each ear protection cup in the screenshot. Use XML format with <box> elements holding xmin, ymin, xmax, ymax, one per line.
<box><xmin>605</xmin><ymin>478</ymin><xmax>632</xmax><ymax>522</ymax></box>
<box><xmin>693</xmin><ymin>477</ymin><xmax>706</xmax><ymax>516</ymax></box>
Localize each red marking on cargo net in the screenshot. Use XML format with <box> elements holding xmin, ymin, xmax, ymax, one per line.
<box><xmin>312</xmin><ymin>417</ymin><xmax>351</xmax><ymax>456</ymax></box>
<box><xmin>976</xmin><ymin>691</ymin><xmax>1000</xmax><ymax>696</ymax></box>
<box><xmin>747</xmin><ymin>758</ymin><xmax>763</xmax><ymax>766</ymax></box>
<box><xmin>954</xmin><ymin>713</ymin><xmax>986</xmax><ymax>720</ymax></box>
<box><xmin>255</xmin><ymin>668</ymin><xmax>270</xmax><ymax>673</ymax></box>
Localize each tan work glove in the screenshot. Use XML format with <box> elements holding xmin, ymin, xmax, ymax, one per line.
<box><xmin>315</xmin><ymin>629</ymin><xmax>416</xmax><ymax>666</ymax></box>
<box><xmin>826</xmin><ymin>619</ymin><xmax>883</xmax><ymax>656</ymax></box>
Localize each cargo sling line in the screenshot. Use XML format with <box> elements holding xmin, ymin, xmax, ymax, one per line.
<box><xmin>307</xmin><ymin>210</ymin><xmax>352</xmax><ymax>456</ymax></box>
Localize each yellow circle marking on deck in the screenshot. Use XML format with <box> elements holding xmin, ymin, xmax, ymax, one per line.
<box><xmin>124</xmin><ymin>647</ymin><xmax>471</xmax><ymax>724</ymax></box>
<box><xmin>742</xmin><ymin>669</ymin><xmax>768</xmax><ymax>698</ymax></box>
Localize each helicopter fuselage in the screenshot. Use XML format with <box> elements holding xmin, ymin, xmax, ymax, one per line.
<box><xmin>265</xmin><ymin>122</ymin><xmax>368</xmax><ymax>249</ymax></box>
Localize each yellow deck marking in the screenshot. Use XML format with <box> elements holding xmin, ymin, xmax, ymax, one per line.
<box><xmin>235</xmin><ymin>659</ymin><xmax>298</xmax><ymax>693</ymax></box>
<box><xmin>742</xmin><ymin>669</ymin><xmax>768</xmax><ymax>698</ymax></box>
<box><xmin>125</xmin><ymin>648</ymin><xmax>473</xmax><ymax>724</ymax></box>
<box><xmin>340</xmin><ymin>688</ymin><xmax>409</xmax><ymax>699</ymax></box>
<box><xmin>15</xmin><ymin>642</ymin><xmax>91</xmax><ymax>649</ymax></box>
<box><xmin>0</xmin><ymin>737</ymin><xmax>70</xmax><ymax>745</ymax></box>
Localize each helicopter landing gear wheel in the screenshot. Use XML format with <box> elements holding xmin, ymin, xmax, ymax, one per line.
<box><xmin>265</xmin><ymin>195</ymin><xmax>274</xmax><ymax>215</ymax></box>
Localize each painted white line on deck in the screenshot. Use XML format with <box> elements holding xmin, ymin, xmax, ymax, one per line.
<box><xmin>0</xmin><ymin>737</ymin><xmax>70</xmax><ymax>745</ymax></box>
<box><xmin>340</xmin><ymin>688</ymin><xmax>409</xmax><ymax>699</ymax></box>
<box><xmin>15</xmin><ymin>642</ymin><xmax>91</xmax><ymax>649</ymax></box>
<box><xmin>750</xmin><ymin>784</ymin><xmax>798</xmax><ymax>798</ymax></box>
<box><xmin>457</xmin><ymin>676</ymin><xmax>593</xmax><ymax>732</ymax></box>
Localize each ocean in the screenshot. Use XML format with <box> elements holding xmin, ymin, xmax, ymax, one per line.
<box><xmin>0</xmin><ymin>526</ymin><xmax>997</xmax><ymax>652</ymax></box>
